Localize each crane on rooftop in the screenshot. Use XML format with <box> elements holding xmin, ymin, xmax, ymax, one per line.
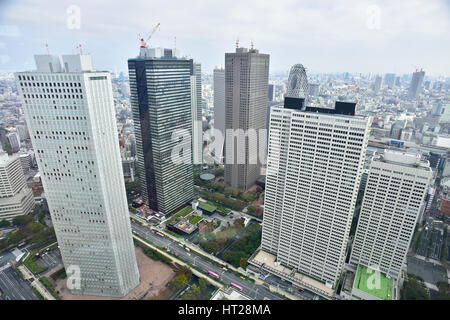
<box><xmin>139</xmin><ymin>22</ymin><xmax>161</xmax><ymax>48</ymax></box>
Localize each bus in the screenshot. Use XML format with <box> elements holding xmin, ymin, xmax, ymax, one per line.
<box><xmin>208</xmin><ymin>270</ymin><xmax>219</xmax><ymax>278</ymax></box>
<box><xmin>230</xmin><ymin>282</ymin><xmax>243</xmax><ymax>291</ymax></box>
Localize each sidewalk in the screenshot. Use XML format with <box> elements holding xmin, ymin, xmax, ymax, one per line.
<box><xmin>18</xmin><ymin>264</ymin><xmax>55</xmax><ymax>300</ymax></box>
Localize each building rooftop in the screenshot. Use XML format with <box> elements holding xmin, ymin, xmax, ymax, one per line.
<box><xmin>353</xmin><ymin>265</ymin><xmax>393</xmax><ymax>300</ymax></box>
<box><xmin>198</xmin><ymin>202</ymin><xmax>217</xmax><ymax>213</ymax></box>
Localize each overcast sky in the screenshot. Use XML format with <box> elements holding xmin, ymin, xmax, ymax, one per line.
<box><xmin>0</xmin><ymin>0</ymin><xmax>449</xmax><ymax>76</ymax></box>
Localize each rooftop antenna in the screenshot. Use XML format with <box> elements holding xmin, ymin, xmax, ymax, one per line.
<box><xmin>235</xmin><ymin>38</ymin><xmax>239</xmax><ymax>48</ymax></box>
<box><xmin>250</xmin><ymin>40</ymin><xmax>254</xmax><ymax>50</ymax></box>
<box><xmin>45</xmin><ymin>43</ymin><xmax>50</xmax><ymax>55</ymax></box>
<box><xmin>79</xmin><ymin>43</ymin><xmax>83</xmax><ymax>55</ymax></box>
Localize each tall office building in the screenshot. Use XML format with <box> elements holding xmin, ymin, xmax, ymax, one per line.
<box><xmin>350</xmin><ymin>149</ymin><xmax>431</xmax><ymax>280</ymax></box>
<box><xmin>15</xmin><ymin>53</ymin><xmax>140</xmax><ymax>297</ymax></box>
<box><xmin>0</xmin><ymin>152</ymin><xmax>34</xmax><ymax>221</ymax></box>
<box><xmin>191</xmin><ymin>62</ymin><xmax>202</xmax><ymax>164</ymax></box>
<box><xmin>408</xmin><ymin>69</ymin><xmax>425</xmax><ymax>100</ymax></box>
<box><xmin>128</xmin><ymin>47</ymin><xmax>194</xmax><ymax>215</ymax></box>
<box><xmin>213</xmin><ymin>67</ymin><xmax>225</xmax><ymax>160</ymax></box>
<box><xmin>268</xmin><ymin>84</ymin><xmax>274</xmax><ymax>102</ymax></box>
<box><xmin>224</xmin><ymin>47</ymin><xmax>269</xmax><ymax>190</ymax></box>
<box><xmin>16</xmin><ymin>124</ymin><xmax>30</xmax><ymax>141</ymax></box>
<box><xmin>262</xmin><ymin>98</ymin><xmax>371</xmax><ymax>288</ymax></box>
<box><xmin>372</xmin><ymin>75</ymin><xmax>382</xmax><ymax>93</ymax></box>
<box><xmin>384</xmin><ymin>73</ymin><xmax>396</xmax><ymax>89</ymax></box>
<box><xmin>6</xmin><ymin>132</ymin><xmax>20</xmax><ymax>153</ymax></box>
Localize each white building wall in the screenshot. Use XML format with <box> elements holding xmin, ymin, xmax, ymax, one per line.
<box><xmin>350</xmin><ymin>150</ymin><xmax>432</xmax><ymax>280</ymax></box>
<box><xmin>262</xmin><ymin>107</ymin><xmax>371</xmax><ymax>288</ymax></box>
<box><xmin>15</xmin><ymin>54</ymin><xmax>139</xmax><ymax>297</ymax></box>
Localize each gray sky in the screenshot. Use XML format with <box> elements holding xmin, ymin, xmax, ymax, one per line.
<box><xmin>0</xmin><ymin>0</ymin><xmax>449</xmax><ymax>76</ymax></box>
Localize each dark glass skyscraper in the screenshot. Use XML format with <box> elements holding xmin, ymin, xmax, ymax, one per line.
<box><xmin>128</xmin><ymin>47</ymin><xmax>194</xmax><ymax>215</ymax></box>
<box><xmin>408</xmin><ymin>69</ymin><xmax>425</xmax><ymax>100</ymax></box>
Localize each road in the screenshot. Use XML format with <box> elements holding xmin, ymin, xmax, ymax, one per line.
<box><xmin>0</xmin><ymin>264</ymin><xmax>39</xmax><ymax>300</ymax></box>
<box><xmin>130</xmin><ymin>219</ymin><xmax>284</xmax><ymax>300</ymax></box>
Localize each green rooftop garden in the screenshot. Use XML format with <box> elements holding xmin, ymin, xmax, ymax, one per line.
<box><xmin>198</xmin><ymin>202</ymin><xmax>217</xmax><ymax>212</ymax></box>
<box><xmin>353</xmin><ymin>265</ymin><xmax>393</xmax><ymax>300</ymax></box>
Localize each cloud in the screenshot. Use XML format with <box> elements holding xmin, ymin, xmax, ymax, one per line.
<box><xmin>0</xmin><ymin>0</ymin><xmax>449</xmax><ymax>75</ymax></box>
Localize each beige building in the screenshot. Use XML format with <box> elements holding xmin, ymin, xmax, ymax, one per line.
<box><xmin>224</xmin><ymin>47</ymin><xmax>270</xmax><ymax>190</ymax></box>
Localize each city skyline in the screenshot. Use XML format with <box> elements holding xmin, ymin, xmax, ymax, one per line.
<box><xmin>0</xmin><ymin>0</ymin><xmax>449</xmax><ymax>76</ymax></box>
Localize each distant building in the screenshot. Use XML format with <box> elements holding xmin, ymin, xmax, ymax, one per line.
<box><xmin>408</xmin><ymin>69</ymin><xmax>425</xmax><ymax>100</ymax></box>
<box><xmin>16</xmin><ymin>124</ymin><xmax>30</xmax><ymax>141</ymax></box>
<box><xmin>224</xmin><ymin>47</ymin><xmax>269</xmax><ymax>190</ymax></box>
<box><xmin>6</xmin><ymin>132</ymin><xmax>20</xmax><ymax>153</ymax></box>
<box><xmin>384</xmin><ymin>73</ymin><xmax>395</xmax><ymax>89</ymax></box>
<box><xmin>0</xmin><ymin>153</ymin><xmax>34</xmax><ymax>221</ymax></box>
<box><xmin>268</xmin><ymin>84</ymin><xmax>274</xmax><ymax>101</ymax></box>
<box><xmin>18</xmin><ymin>153</ymin><xmax>32</xmax><ymax>173</ymax></box>
<box><xmin>372</xmin><ymin>75</ymin><xmax>382</xmax><ymax>93</ymax></box>
<box><xmin>191</xmin><ymin>62</ymin><xmax>203</xmax><ymax>165</ymax></box>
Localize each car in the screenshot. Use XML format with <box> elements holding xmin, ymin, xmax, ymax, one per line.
<box><xmin>240</xmin><ymin>276</ymin><xmax>245</xmax><ymax>280</ymax></box>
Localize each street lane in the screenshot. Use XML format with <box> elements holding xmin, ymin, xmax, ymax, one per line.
<box><xmin>130</xmin><ymin>220</ymin><xmax>284</xmax><ymax>300</ymax></box>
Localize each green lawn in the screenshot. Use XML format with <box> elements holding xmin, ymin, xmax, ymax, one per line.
<box><xmin>167</xmin><ymin>207</ymin><xmax>194</xmax><ymax>224</ymax></box>
<box><xmin>353</xmin><ymin>265</ymin><xmax>393</xmax><ymax>300</ymax></box>
<box><xmin>199</xmin><ymin>202</ymin><xmax>217</xmax><ymax>212</ymax></box>
<box><xmin>189</xmin><ymin>216</ymin><xmax>203</xmax><ymax>225</ymax></box>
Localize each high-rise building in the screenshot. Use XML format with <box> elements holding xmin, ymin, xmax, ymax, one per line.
<box><xmin>224</xmin><ymin>47</ymin><xmax>269</xmax><ymax>190</ymax></box>
<box><xmin>213</xmin><ymin>67</ymin><xmax>225</xmax><ymax>160</ymax></box>
<box><xmin>6</xmin><ymin>132</ymin><xmax>20</xmax><ymax>153</ymax></box>
<box><xmin>15</xmin><ymin>53</ymin><xmax>140</xmax><ymax>297</ymax></box>
<box><xmin>191</xmin><ymin>62</ymin><xmax>202</xmax><ymax>165</ymax></box>
<box><xmin>408</xmin><ymin>69</ymin><xmax>425</xmax><ymax>100</ymax></box>
<box><xmin>16</xmin><ymin>124</ymin><xmax>30</xmax><ymax>141</ymax></box>
<box><xmin>350</xmin><ymin>149</ymin><xmax>432</xmax><ymax>280</ymax></box>
<box><xmin>128</xmin><ymin>47</ymin><xmax>194</xmax><ymax>215</ymax></box>
<box><xmin>0</xmin><ymin>152</ymin><xmax>34</xmax><ymax>221</ymax></box>
<box><xmin>384</xmin><ymin>73</ymin><xmax>395</xmax><ymax>89</ymax></box>
<box><xmin>268</xmin><ymin>84</ymin><xmax>274</xmax><ymax>102</ymax></box>
<box><xmin>372</xmin><ymin>75</ymin><xmax>382</xmax><ymax>93</ymax></box>
<box><xmin>262</xmin><ymin>99</ymin><xmax>371</xmax><ymax>288</ymax></box>
<box><xmin>19</xmin><ymin>152</ymin><xmax>33</xmax><ymax>173</ymax></box>
<box><xmin>286</xmin><ymin>64</ymin><xmax>309</xmax><ymax>100</ymax></box>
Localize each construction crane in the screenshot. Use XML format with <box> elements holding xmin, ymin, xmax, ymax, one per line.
<box><xmin>139</xmin><ymin>22</ymin><xmax>161</xmax><ymax>48</ymax></box>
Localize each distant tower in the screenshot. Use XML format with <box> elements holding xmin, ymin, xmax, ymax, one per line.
<box><xmin>408</xmin><ymin>69</ymin><xmax>425</xmax><ymax>100</ymax></box>
<box><xmin>286</xmin><ymin>64</ymin><xmax>309</xmax><ymax>100</ymax></box>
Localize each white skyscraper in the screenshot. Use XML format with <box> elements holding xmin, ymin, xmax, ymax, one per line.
<box><xmin>15</xmin><ymin>53</ymin><xmax>140</xmax><ymax>297</ymax></box>
<box><xmin>262</xmin><ymin>102</ymin><xmax>371</xmax><ymax>288</ymax></box>
<box><xmin>350</xmin><ymin>149</ymin><xmax>432</xmax><ymax>280</ymax></box>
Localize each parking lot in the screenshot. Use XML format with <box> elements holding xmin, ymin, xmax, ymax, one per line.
<box><xmin>35</xmin><ymin>248</ymin><xmax>62</xmax><ymax>271</ymax></box>
<box><xmin>0</xmin><ymin>265</ymin><xmax>38</xmax><ymax>300</ymax></box>
<box><xmin>407</xmin><ymin>256</ymin><xmax>447</xmax><ymax>285</ymax></box>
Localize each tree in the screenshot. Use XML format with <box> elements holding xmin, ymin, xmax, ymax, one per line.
<box><xmin>173</xmin><ymin>274</ymin><xmax>188</xmax><ymax>290</ymax></box>
<box><xmin>12</xmin><ymin>215</ymin><xmax>33</xmax><ymax>227</ymax></box>
<box><xmin>192</xmin><ymin>283</ymin><xmax>201</xmax><ymax>296</ymax></box>
<box><xmin>247</xmin><ymin>206</ymin><xmax>256</xmax><ymax>214</ymax></box>
<box><xmin>198</xmin><ymin>278</ymin><xmax>208</xmax><ymax>292</ymax></box>
<box><xmin>239</xmin><ymin>257</ymin><xmax>248</xmax><ymax>269</ymax></box>
<box><xmin>0</xmin><ymin>219</ymin><xmax>11</xmax><ymax>228</ymax></box>
<box><xmin>402</xmin><ymin>278</ymin><xmax>429</xmax><ymax>300</ymax></box>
